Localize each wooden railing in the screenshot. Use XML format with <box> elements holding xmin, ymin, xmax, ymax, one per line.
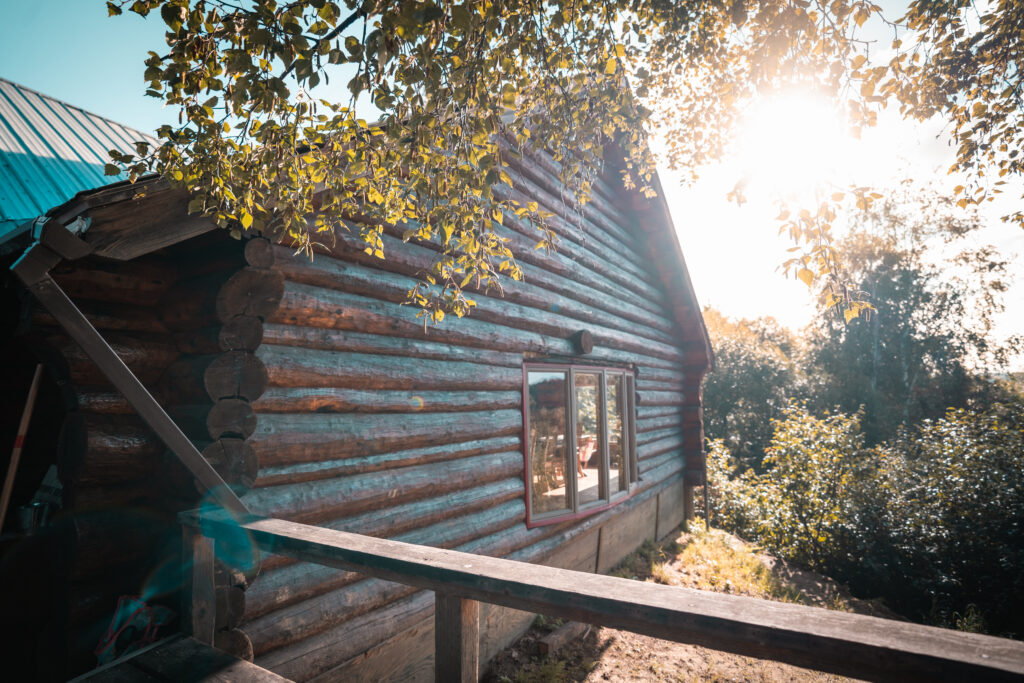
<box><xmin>180</xmin><ymin>509</ymin><xmax>1024</xmax><ymax>683</ymax></box>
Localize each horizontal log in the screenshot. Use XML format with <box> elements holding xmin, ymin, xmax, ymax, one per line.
<box><xmin>241</xmin><ymin>450</ymin><xmax>523</xmax><ymax>523</ymax></box>
<box><xmin>637</xmin><ymin>433</ymin><xmax>684</xmax><ymax>462</ymax></box>
<box><xmin>76</xmin><ymin>391</ymin><xmax>133</xmax><ymax>414</ymax></box>
<box><xmin>33</xmin><ymin>301</ymin><xmax>169</xmax><ymax>335</ymax></box>
<box><xmin>272</xmin><ymin>250</ymin><xmax>683</xmax><ymax>361</ymax></box>
<box><xmin>207</xmin><ymin>398</ymin><xmax>257</xmax><ymax>440</ymax></box>
<box><xmin>251</xmin><ymin>477</ymin><xmax>676</xmax><ymax>676</ymax></box>
<box><xmin>249</xmin><ymin>409</ymin><xmax>522</xmax><ymax>467</ymax></box>
<box><xmin>637</xmin><ymin>427</ymin><xmax>683</xmax><ymax>448</ymax></box>
<box><xmin>267</xmin><ymin>591</ymin><xmax>434</xmax><ymax>682</ymax></box>
<box><xmin>258</xmin><ymin>478</ymin><xmax>524</xmax><ymax>574</ymax></box>
<box><xmin>636</xmin><ymin>414</ymin><xmax>684</xmax><ymax>435</ymax></box>
<box><xmin>160</xmin><ymin>271</ymin><xmax>232</xmax><ymax>331</ymax></box>
<box><xmin>215</xmin><ymin>267</ymin><xmax>285</xmax><ymax>324</ymax></box>
<box><xmin>59</xmin><ymin>413</ymin><xmax>164</xmax><ymax>488</ymax></box>
<box><xmin>244</xmin><ymin>499</ymin><xmax>524</xmax><ymax>629</ymax></box>
<box><xmin>196</xmin><ymin>503</ymin><xmax>1024</xmax><ymax>683</ymax></box>
<box><xmin>281</xmin><ymin>235</ymin><xmax>678</xmax><ymax>343</ymax></box>
<box><xmin>256</xmin><ymin>345</ymin><xmax>521</xmax><ymax>392</ymax></box>
<box><xmin>636</xmin><ymin>389</ymin><xmax>687</xmax><ymax>407</ymax></box>
<box><xmin>51</xmin><ymin>257</ymin><xmax>177</xmax><ymax>307</ymax></box>
<box><xmin>260</xmin><ymin>322</ymin><xmax>522</xmax><ymax>368</ymax></box>
<box><xmin>48</xmin><ymin>332</ymin><xmax>180</xmax><ymax>386</ymax></box>
<box><xmin>254</xmin><ymin>435</ymin><xmax>521</xmax><ymax>486</ymax></box>
<box><xmin>273</xmin><ymin>280</ymin><xmax>683</xmax><ymax>366</ymax></box>
<box><xmin>253</xmin><ymin>387</ymin><xmax>519</xmax><ymax>414</ymax></box>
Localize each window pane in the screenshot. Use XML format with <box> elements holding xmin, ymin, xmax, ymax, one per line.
<box><xmin>575</xmin><ymin>372</ymin><xmax>602</xmax><ymax>507</ymax></box>
<box><xmin>528</xmin><ymin>371</ymin><xmax>570</xmax><ymax>516</ymax></box>
<box><xmin>607</xmin><ymin>373</ymin><xmax>628</xmax><ymax>495</ymax></box>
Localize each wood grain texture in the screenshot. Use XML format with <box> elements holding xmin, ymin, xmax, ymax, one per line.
<box><xmin>190</xmin><ymin>511</ymin><xmax>1024</xmax><ymax>683</ymax></box>
<box><xmin>434</xmin><ymin>593</ymin><xmax>480</xmax><ymax>683</ymax></box>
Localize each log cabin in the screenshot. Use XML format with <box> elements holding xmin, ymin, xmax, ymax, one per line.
<box><xmin>0</xmin><ymin>79</ymin><xmax>712</xmax><ymax>681</ymax></box>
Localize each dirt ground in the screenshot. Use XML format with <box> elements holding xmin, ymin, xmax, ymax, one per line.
<box><xmin>483</xmin><ymin>527</ymin><xmax>898</xmax><ymax>683</ymax></box>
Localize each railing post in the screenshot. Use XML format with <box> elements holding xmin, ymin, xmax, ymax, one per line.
<box><xmin>434</xmin><ymin>592</ymin><xmax>479</xmax><ymax>683</ymax></box>
<box><xmin>182</xmin><ymin>524</ymin><xmax>216</xmax><ymax>644</ymax></box>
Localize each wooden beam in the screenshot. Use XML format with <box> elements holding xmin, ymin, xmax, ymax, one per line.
<box><xmin>182</xmin><ymin>526</ymin><xmax>216</xmax><ymax>645</ymax></box>
<box><xmin>183</xmin><ymin>511</ymin><xmax>1024</xmax><ymax>683</ymax></box>
<box><xmin>434</xmin><ymin>592</ymin><xmax>480</xmax><ymax>683</ymax></box>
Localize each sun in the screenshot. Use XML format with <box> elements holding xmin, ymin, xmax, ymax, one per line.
<box><xmin>733</xmin><ymin>91</ymin><xmax>850</xmax><ymax>201</ymax></box>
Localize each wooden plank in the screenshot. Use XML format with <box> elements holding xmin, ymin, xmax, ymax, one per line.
<box><xmin>434</xmin><ymin>593</ymin><xmax>480</xmax><ymax>683</ymax></box>
<box><xmin>130</xmin><ymin>636</ymin><xmax>291</xmax><ymax>682</ymax></box>
<box><xmin>182</xmin><ymin>526</ymin><xmax>216</xmax><ymax>645</ymax></box>
<box><xmin>186</xmin><ymin>510</ymin><xmax>1024</xmax><ymax>683</ymax></box>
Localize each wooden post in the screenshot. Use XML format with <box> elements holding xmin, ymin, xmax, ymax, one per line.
<box><xmin>182</xmin><ymin>525</ymin><xmax>216</xmax><ymax>645</ymax></box>
<box><xmin>434</xmin><ymin>592</ymin><xmax>479</xmax><ymax>683</ymax></box>
<box><xmin>0</xmin><ymin>364</ymin><xmax>43</xmax><ymax>532</ymax></box>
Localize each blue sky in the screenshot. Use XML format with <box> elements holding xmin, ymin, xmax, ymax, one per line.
<box><xmin>0</xmin><ymin>2</ymin><xmax>170</xmax><ymax>132</ymax></box>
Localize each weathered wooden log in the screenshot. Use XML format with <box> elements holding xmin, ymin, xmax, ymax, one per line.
<box><xmin>171</xmin><ymin>316</ymin><xmax>264</xmax><ymax>354</ymax></box>
<box><xmin>202</xmin><ymin>438</ymin><xmax>258</xmax><ymax>491</ymax></box>
<box><xmin>160</xmin><ymin>271</ymin><xmax>232</xmax><ymax>331</ymax></box>
<box><xmin>51</xmin><ymin>257</ymin><xmax>177</xmax><ymax>307</ymax></box>
<box><xmin>219</xmin><ymin>316</ymin><xmax>265</xmax><ymax>352</ymax></box>
<box><xmin>636</xmin><ymin>378</ymin><xmax>686</xmax><ymax>393</ymax></box>
<box><xmin>241</xmin><ymin>449</ymin><xmax>523</xmax><ymax>522</ymax></box>
<box><xmin>207</xmin><ymin>398</ymin><xmax>257</xmax><ymax>440</ymax></box>
<box><xmin>58</xmin><ymin>413</ymin><xmax>163</xmax><ymax>488</ymax></box>
<box><xmin>244</xmin><ymin>237</ymin><xmax>276</xmax><ymax>269</ymax></box>
<box><xmin>255</xmin><ymin>591</ymin><xmax>434</xmax><ymax>679</ymax></box>
<box><xmin>640</xmin><ymin>450</ymin><xmax>683</xmax><ymax>477</ymax></box>
<box><xmin>260</xmin><ymin>323</ymin><xmax>521</xmax><ymax>368</ymax></box>
<box><xmin>33</xmin><ymin>301</ymin><xmax>169</xmax><ymax>334</ymax></box>
<box><xmin>256</xmin><ymin>345</ymin><xmax>521</xmax><ymax>392</ymax></box>
<box><xmin>245</xmin><ymin>499</ymin><xmax>524</xmax><ymax>622</ymax></box>
<box><xmin>638</xmin><ymin>427</ymin><xmax>683</xmax><ymax>448</ymax></box>
<box><xmin>274</xmin><ymin>245</ymin><xmax>682</xmax><ymax>355</ymax></box>
<box><xmin>76</xmin><ymin>391</ymin><xmax>133</xmax><ymax>414</ymax></box>
<box><xmin>637</xmin><ymin>433</ymin><xmax>685</xmax><ymax>462</ymax></box>
<box><xmin>274</xmin><ymin>278</ymin><xmax>683</xmax><ymax>365</ymax></box>
<box><xmin>252</xmin><ymin>478</ymin><xmax>677</xmax><ymax>676</ymax></box>
<box><xmin>253</xmin><ymin>387</ymin><xmax>519</xmax><ymax>414</ymax></box>
<box><xmin>216</xmin><ymin>582</ymin><xmax>247</xmax><ymax>632</ymax></box>
<box><xmin>271</xmin><ymin>284</ymin><xmax>677</xmax><ymax>371</ymax></box>
<box><xmin>249</xmin><ymin>409</ymin><xmax>522</xmax><ymax>467</ymax></box>
<box><xmin>49</xmin><ymin>332</ymin><xmax>180</xmax><ymax>387</ymax></box>
<box><xmin>205</xmin><ymin>351</ymin><xmax>269</xmax><ymax>400</ymax></box>
<box><xmin>636</xmin><ymin>413</ymin><xmax>684</xmax><ymax>435</ymax></box>
<box><xmin>214</xmin><ymin>628</ymin><xmax>254</xmax><ymax>662</ymax></box>
<box><xmin>215</xmin><ymin>267</ymin><xmax>285</xmax><ymax>324</ymax></box>
<box><xmin>636</xmin><ymin>389</ymin><xmax>687</xmax><ymax>407</ymax></box>
<box><xmin>159</xmin><ymin>352</ymin><xmax>268</xmax><ymax>403</ymax></box>
<box><xmin>257</xmin><ymin>477</ymin><xmax>524</xmax><ymax>573</ymax></box>
<box><xmin>281</xmin><ymin>235</ymin><xmax>678</xmax><ymax>341</ymax></box>
<box><xmin>255</xmin><ymin>435</ymin><xmax>521</xmax><ymax>486</ymax></box>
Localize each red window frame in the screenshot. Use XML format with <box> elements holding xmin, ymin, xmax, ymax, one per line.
<box><xmin>523</xmin><ymin>363</ymin><xmax>638</xmax><ymax>527</ymax></box>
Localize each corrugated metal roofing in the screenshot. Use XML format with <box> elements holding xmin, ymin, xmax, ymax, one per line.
<box><xmin>0</xmin><ymin>77</ymin><xmax>155</xmax><ymax>235</ymax></box>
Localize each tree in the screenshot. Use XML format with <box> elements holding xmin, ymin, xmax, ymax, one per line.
<box><xmin>106</xmin><ymin>0</ymin><xmax>1024</xmax><ymax>320</ymax></box>
<box><xmin>804</xmin><ymin>183</ymin><xmax>1021</xmax><ymax>444</ymax></box>
<box><xmin>701</xmin><ymin>308</ymin><xmax>801</xmax><ymax>472</ymax></box>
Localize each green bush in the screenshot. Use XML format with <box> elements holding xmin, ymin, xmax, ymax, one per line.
<box><xmin>707</xmin><ymin>401</ymin><xmax>1024</xmax><ymax>637</ymax></box>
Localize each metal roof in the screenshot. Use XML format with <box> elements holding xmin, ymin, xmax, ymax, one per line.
<box><xmin>0</xmin><ymin>77</ymin><xmax>155</xmax><ymax>235</ymax></box>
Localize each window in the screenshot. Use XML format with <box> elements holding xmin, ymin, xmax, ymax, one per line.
<box><xmin>524</xmin><ymin>364</ymin><xmax>637</xmax><ymax>525</ymax></box>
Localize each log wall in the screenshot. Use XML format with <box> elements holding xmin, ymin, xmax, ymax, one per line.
<box><xmin>222</xmin><ymin>157</ymin><xmax>707</xmax><ymax>681</ymax></box>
